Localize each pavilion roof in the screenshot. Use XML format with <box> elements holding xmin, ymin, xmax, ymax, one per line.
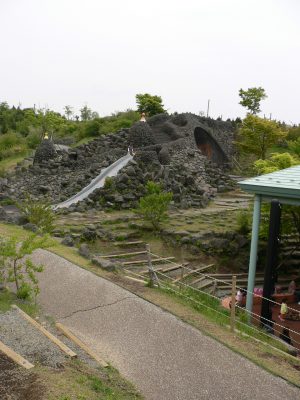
<box><xmin>239</xmin><ymin>165</ymin><xmax>300</xmax><ymax>205</ymax></box>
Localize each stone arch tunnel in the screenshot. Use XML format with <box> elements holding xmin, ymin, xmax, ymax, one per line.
<box><xmin>194</xmin><ymin>126</ymin><xmax>228</xmax><ymax>165</ymax></box>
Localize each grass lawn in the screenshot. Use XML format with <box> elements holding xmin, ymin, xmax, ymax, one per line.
<box><xmin>0</xmin><ymin>151</ymin><xmax>31</xmax><ymax>173</ymax></box>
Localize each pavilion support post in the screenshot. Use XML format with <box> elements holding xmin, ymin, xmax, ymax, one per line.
<box><xmin>260</xmin><ymin>200</ymin><xmax>281</xmax><ymax>327</ymax></box>
<box><xmin>246</xmin><ymin>194</ymin><xmax>261</xmax><ymax>317</ymax></box>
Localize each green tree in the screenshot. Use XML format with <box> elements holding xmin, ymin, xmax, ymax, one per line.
<box><xmin>80</xmin><ymin>105</ymin><xmax>93</xmax><ymax>121</ymax></box>
<box><xmin>0</xmin><ymin>235</ymin><xmax>53</xmax><ymax>299</ymax></box>
<box><xmin>237</xmin><ymin>114</ymin><xmax>285</xmax><ymax>159</ymax></box>
<box><xmin>136</xmin><ymin>181</ymin><xmax>173</xmax><ymax>230</ymax></box>
<box><xmin>239</xmin><ymin>87</ymin><xmax>267</xmax><ymax>114</ymax></box>
<box><xmin>136</xmin><ymin>93</ymin><xmax>166</xmax><ymax>117</ymax></box>
<box><xmin>254</xmin><ymin>152</ymin><xmax>299</xmax><ymax>174</ymax></box>
<box><xmin>64</xmin><ymin>105</ymin><xmax>73</xmax><ymax>120</ymax></box>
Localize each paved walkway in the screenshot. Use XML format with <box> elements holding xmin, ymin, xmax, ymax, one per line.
<box><xmin>33</xmin><ymin>250</ymin><xmax>299</xmax><ymax>400</ymax></box>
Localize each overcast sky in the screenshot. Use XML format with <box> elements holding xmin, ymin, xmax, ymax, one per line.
<box><xmin>1</xmin><ymin>0</ymin><xmax>299</xmax><ymax>123</ymax></box>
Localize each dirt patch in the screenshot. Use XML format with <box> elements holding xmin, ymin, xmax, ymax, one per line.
<box><xmin>0</xmin><ymin>353</ymin><xmax>44</xmax><ymax>400</ymax></box>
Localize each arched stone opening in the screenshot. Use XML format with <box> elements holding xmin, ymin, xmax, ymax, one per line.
<box><xmin>194</xmin><ymin>126</ymin><xmax>228</xmax><ymax>165</ymax></box>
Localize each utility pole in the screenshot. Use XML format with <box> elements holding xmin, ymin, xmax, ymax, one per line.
<box><xmin>207</xmin><ymin>99</ymin><xmax>210</xmax><ymax>118</ymax></box>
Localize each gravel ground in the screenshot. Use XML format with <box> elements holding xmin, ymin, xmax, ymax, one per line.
<box><xmin>0</xmin><ymin>308</ymin><xmax>101</xmax><ymax>370</ymax></box>
<box><xmin>0</xmin><ymin>309</ymin><xmax>67</xmax><ymax>368</ymax></box>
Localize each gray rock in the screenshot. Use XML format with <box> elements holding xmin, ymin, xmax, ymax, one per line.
<box><xmin>61</xmin><ymin>236</ymin><xmax>74</xmax><ymax>247</ymax></box>
<box><xmin>79</xmin><ymin>243</ymin><xmax>90</xmax><ymax>258</ymax></box>
<box><xmin>92</xmin><ymin>257</ymin><xmax>119</xmax><ymax>271</ymax></box>
<box><xmin>0</xmin><ymin>207</ymin><xmax>9</xmax><ymax>221</ymax></box>
<box><xmin>38</xmin><ymin>185</ymin><xmax>51</xmax><ymax>194</ymax></box>
<box><xmin>126</xmin><ymin>166</ymin><xmax>136</xmax><ymax>176</ymax></box>
<box><xmin>23</xmin><ymin>223</ymin><xmax>38</xmax><ymax>232</ymax></box>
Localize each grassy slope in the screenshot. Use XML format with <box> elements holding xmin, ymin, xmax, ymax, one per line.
<box><xmin>38</xmin><ymin>360</ymin><xmax>142</xmax><ymax>400</ymax></box>
<box><xmin>0</xmin><ymin>151</ymin><xmax>31</xmax><ymax>173</ymax></box>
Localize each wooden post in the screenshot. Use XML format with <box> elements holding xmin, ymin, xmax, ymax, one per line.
<box><xmin>230</xmin><ymin>275</ymin><xmax>237</xmax><ymax>333</ymax></box>
<box><xmin>212</xmin><ymin>279</ymin><xmax>217</xmax><ymax>296</ymax></box>
<box><xmin>146</xmin><ymin>244</ymin><xmax>159</xmax><ymax>287</ymax></box>
<box><xmin>179</xmin><ymin>248</ymin><xmax>184</xmax><ymax>291</ymax></box>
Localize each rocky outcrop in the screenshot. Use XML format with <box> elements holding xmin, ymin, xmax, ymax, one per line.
<box><xmin>33</xmin><ymin>139</ymin><xmax>57</xmax><ymax>164</ymax></box>
<box><xmin>2</xmin><ymin>113</ymin><xmax>237</xmax><ymax>212</ymax></box>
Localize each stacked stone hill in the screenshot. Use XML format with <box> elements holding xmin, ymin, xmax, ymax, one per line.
<box><xmin>0</xmin><ymin>113</ymin><xmax>237</xmax><ymax>211</ymax></box>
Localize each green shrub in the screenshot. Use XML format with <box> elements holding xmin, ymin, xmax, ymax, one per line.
<box><xmin>136</xmin><ymin>181</ymin><xmax>173</xmax><ymax>230</ymax></box>
<box><xmin>19</xmin><ymin>195</ymin><xmax>56</xmax><ymax>233</ymax></box>
<box><xmin>26</xmin><ymin>131</ymin><xmax>40</xmax><ymax>149</ymax></box>
<box><xmin>287</xmin><ymin>137</ymin><xmax>300</xmax><ymax>157</ymax></box>
<box><xmin>236</xmin><ymin>210</ymin><xmax>251</xmax><ymax>235</ymax></box>
<box><xmin>17</xmin><ymin>282</ymin><xmax>32</xmax><ymax>300</ymax></box>
<box><xmin>104</xmin><ymin>176</ymin><xmax>114</xmax><ymax>189</ymax></box>
<box><xmin>254</xmin><ymin>152</ymin><xmax>298</xmax><ymax>174</ymax></box>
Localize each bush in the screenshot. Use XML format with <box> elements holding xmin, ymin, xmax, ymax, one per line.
<box><xmin>0</xmin><ymin>132</ymin><xmax>26</xmax><ymax>160</ymax></box>
<box><xmin>254</xmin><ymin>152</ymin><xmax>298</xmax><ymax>175</ymax></box>
<box><xmin>17</xmin><ymin>282</ymin><xmax>32</xmax><ymax>300</ymax></box>
<box><xmin>84</xmin><ymin>119</ymin><xmax>102</xmax><ymax>137</ymax></box>
<box><xmin>19</xmin><ymin>195</ymin><xmax>55</xmax><ymax>233</ymax></box>
<box><xmin>287</xmin><ymin>137</ymin><xmax>300</xmax><ymax>157</ymax></box>
<box><xmin>236</xmin><ymin>210</ymin><xmax>251</xmax><ymax>235</ymax></box>
<box><xmin>26</xmin><ymin>131</ymin><xmax>40</xmax><ymax>149</ymax></box>
<box><xmin>136</xmin><ymin>181</ymin><xmax>173</xmax><ymax>230</ymax></box>
<box><xmin>104</xmin><ymin>176</ymin><xmax>114</xmax><ymax>189</ymax></box>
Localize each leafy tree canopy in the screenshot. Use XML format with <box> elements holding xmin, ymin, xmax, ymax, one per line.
<box><xmin>239</xmin><ymin>87</ymin><xmax>267</xmax><ymax>114</ymax></box>
<box><xmin>136</xmin><ymin>93</ymin><xmax>166</xmax><ymax>117</ymax></box>
<box><xmin>237</xmin><ymin>114</ymin><xmax>285</xmax><ymax>160</ymax></box>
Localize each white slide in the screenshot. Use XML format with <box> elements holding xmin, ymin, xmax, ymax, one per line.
<box><xmin>54</xmin><ymin>153</ymin><xmax>133</xmax><ymax>209</ymax></box>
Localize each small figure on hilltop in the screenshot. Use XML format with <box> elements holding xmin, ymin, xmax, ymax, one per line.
<box><xmin>140</xmin><ymin>112</ymin><xmax>146</xmax><ymax>122</ymax></box>
<box><xmin>128</xmin><ymin>144</ymin><xmax>135</xmax><ymax>156</ymax></box>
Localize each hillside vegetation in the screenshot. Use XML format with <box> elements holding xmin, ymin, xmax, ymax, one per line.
<box><xmin>0</xmin><ymin>102</ymin><xmax>139</xmax><ymax>168</ymax></box>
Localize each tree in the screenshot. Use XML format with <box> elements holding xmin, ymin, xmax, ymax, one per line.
<box><xmin>239</xmin><ymin>87</ymin><xmax>267</xmax><ymax>114</ymax></box>
<box><xmin>136</xmin><ymin>181</ymin><xmax>173</xmax><ymax>230</ymax></box>
<box><xmin>80</xmin><ymin>105</ymin><xmax>93</xmax><ymax>121</ymax></box>
<box><xmin>237</xmin><ymin>114</ymin><xmax>285</xmax><ymax>159</ymax></box>
<box><xmin>38</xmin><ymin>109</ymin><xmax>65</xmax><ymax>135</ymax></box>
<box><xmin>0</xmin><ymin>234</ymin><xmax>53</xmax><ymax>299</ymax></box>
<box><xmin>64</xmin><ymin>105</ymin><xmax>73</xmax><ymax>120</ymax></box>
<box><xmin>136</xmin><ymin>93</ymin><xmax>166</xmax><ymax>117</ymax></box>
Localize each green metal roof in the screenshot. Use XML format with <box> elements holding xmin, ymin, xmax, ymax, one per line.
<box><xmin>239</xmin><ymin>165</ymin><xmax>300</xmax><ymax>205</ymax></box>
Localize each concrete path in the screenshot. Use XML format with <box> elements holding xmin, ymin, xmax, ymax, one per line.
<box><xmin>34</xmin><ymin>250</ymin><xmax>299</xmax><ymax>400</ymax></box>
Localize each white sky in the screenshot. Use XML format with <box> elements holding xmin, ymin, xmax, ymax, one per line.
<box><xmin>1</xmin><ymin>0</ymin><xmax>299</xmax><ymax>123</ymax></box>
